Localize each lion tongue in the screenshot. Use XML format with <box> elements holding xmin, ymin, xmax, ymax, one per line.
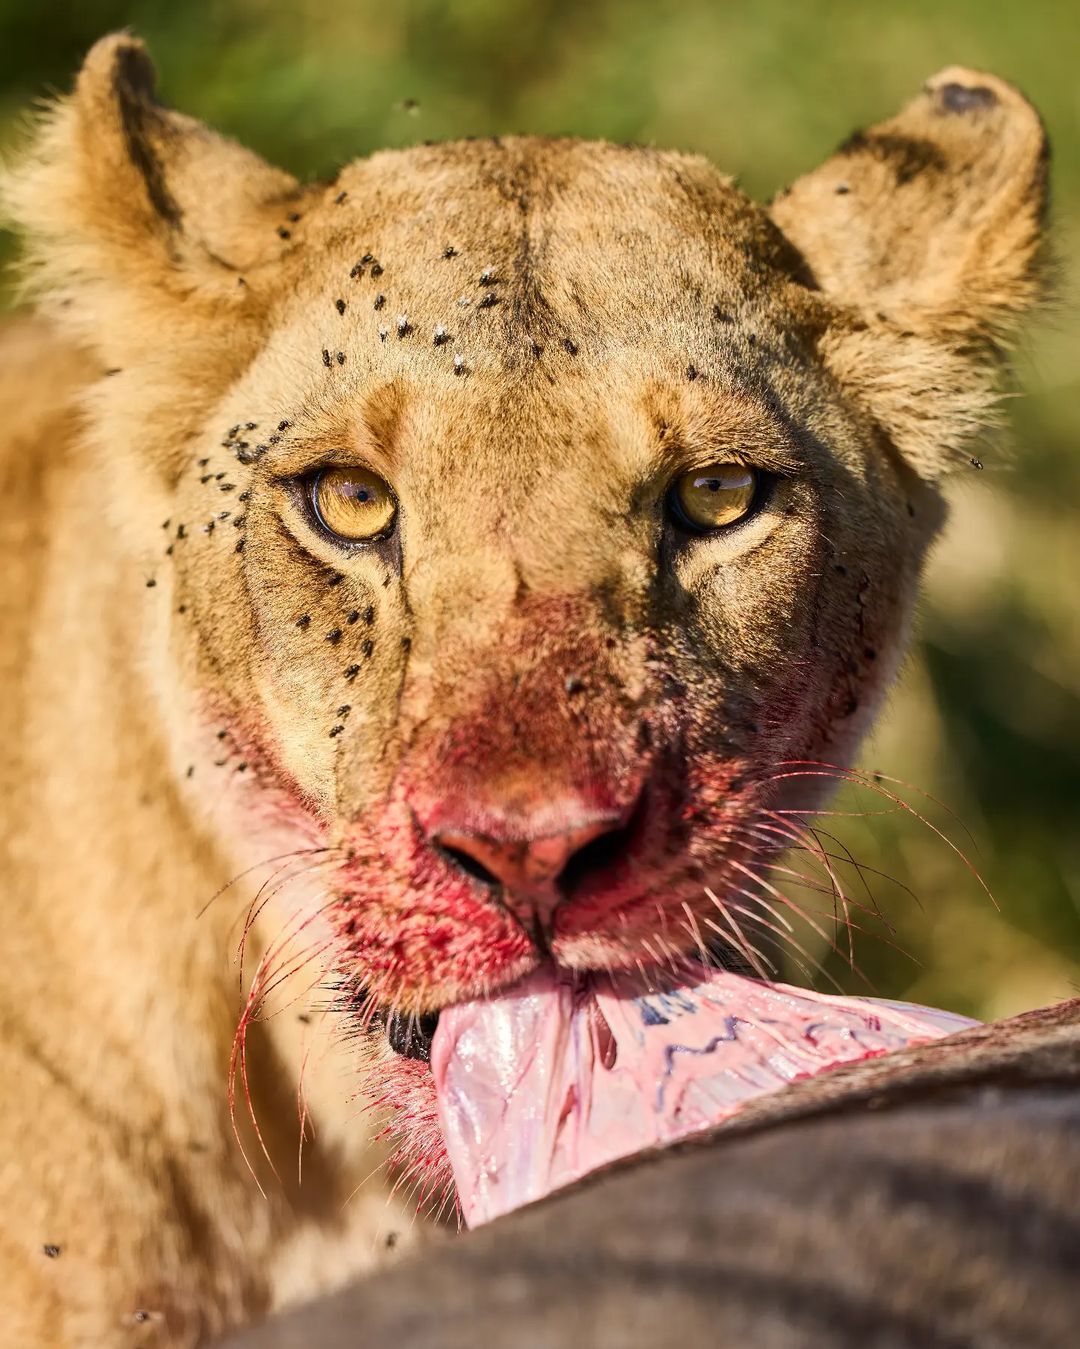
<box><xmin>430</xmin><ymin>965</ymin><xmax>976</xmax><ymax>1227</ymax></box>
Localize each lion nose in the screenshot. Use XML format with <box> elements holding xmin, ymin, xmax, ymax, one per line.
<box><xmin>431</xmin><ymin>813</ymin><xmax>627</xmax><ymax>925</ymax></box>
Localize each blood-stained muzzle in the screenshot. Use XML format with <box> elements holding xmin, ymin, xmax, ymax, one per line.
<box><xmin>397</xmin><ymin>598</ymin><xmax>655</xmax><ymax>944</ymax></box>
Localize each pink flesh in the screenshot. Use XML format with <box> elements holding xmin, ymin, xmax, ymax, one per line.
<box><xmin>431</xmin><ymin>965</ymin><xmax>977</xmax><ymax>1226</ymax></box>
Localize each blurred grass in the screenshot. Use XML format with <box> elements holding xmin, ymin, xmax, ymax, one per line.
<box><xmin>2</xmin><ymin>0</ymin><xmax>1077</xmax><ymax>1019</ymax></box>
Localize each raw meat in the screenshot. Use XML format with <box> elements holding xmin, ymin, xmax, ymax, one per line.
<box><xmin>432</xmin><ymin>965</ymin><xmax>976</xmax><ymax>1226</ymax></box>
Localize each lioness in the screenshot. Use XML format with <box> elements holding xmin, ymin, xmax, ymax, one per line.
<box><xmin>0</xmin><ymin>34</ymin><xmax>1049</xmax><ymax>1347</ymax></box>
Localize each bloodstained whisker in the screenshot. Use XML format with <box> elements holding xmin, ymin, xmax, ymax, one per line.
<box><xmin>679</xmin><ymin>902</ymin><xmax>710</xmax><ymax>968</ymax></box>
<box><xmin>705</xmin><ymin>867</ymin><xmax>836</xmax><ymax>971</ymax></box>
<box><xmin>702</xmin><ymin>888</ymin><xmax>775</xmax><ymax>979</ymax></box>
<box><xmin>196</xmin><ymin>844</ymin><xmax>338</xmax><ymax>920</ymax></box>
<box><xmin>701</xmin><ymin>914</ymin><xmax>777</xmax><ymax>979</ymax></box>
<box><xmin>759</xmin><ymin>810</ymin><xmax>858</xmax><ymax>964</ymax></box>
<box><xmin>764</xmin><ymin>767</ymin><xmax>995</xmax><ymax>906</ymax></box>
<box><xmin>746</xmin><ymin>818</ymin><xmax>916</xmax><ymax>917</ymax></box>
<box><xmin>720</xmin><ymin>895</ymin><xmax>844</xmax><ymax>992</ymax></box>
<box><xmin>236</xmin><ymin>852</ymin><xmax>345</xmax><ymax>988</ymax></box>
<box><xmin>775</xmin><ymin>759</ymin><xmax>980</xmax><ymax>850</ymax></box>
<box><xmin>738</xmin><ymin>823</ymin><xmax>897</xmax><ymax>928</ymax></box>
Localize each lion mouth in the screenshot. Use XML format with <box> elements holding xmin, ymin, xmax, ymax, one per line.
<box><xmin>385</xmin><ymin>1008</ymin><xmax>441</xmax><ymax>1063</ymax></box>
<box><xmin>378</xmin><ymin>930</ymin><xmax>746</xmax><ymax>1066</ymax></box>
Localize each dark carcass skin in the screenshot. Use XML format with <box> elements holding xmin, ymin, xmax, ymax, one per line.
<box><xmin>227</xmin><ymin>1000</ymin><xmax>1080</xmax><ymax>1349</ymax></box>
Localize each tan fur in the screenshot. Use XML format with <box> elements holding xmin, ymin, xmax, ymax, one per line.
<box><xmin>0</xmin><ymin>36</ymin><xmax>1048</xmax><ymax>1346</ymax></box>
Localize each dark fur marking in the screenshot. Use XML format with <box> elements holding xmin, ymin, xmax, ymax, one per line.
<box><xmin>112</xmin><ymin>46</ymin><xmax>181</xmax><ymax>228</ymax></box>
<box><xmin>938</xmin><ymin>82</ymin><xmax>997</xmax><ymax>114</ymax></box>
<box><xmin>839</xmin><ymin>130</ymin><xmax>947</xmax><ymax>185</ymax></box>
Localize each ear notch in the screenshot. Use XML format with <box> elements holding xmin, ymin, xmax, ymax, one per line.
<box><xmin>1</xmin><ymin>33</ymin><xmax>300</xmax><ymax>308</ymax></box>
<box><xmin>772</xmin><ymin>69</ymin><xmax>1050</xmax><ymax>478</ymax></box>
<box><xmin>772</xmin><ymin>68</ymin><xmax>1049</xmax><ymax>339</ymax></box>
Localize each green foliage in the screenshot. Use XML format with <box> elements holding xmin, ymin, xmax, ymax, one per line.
<box><xmin>2</xmin><ymin>0</ymin><xmax>1077</xmax><ymax>1017</ymax></box>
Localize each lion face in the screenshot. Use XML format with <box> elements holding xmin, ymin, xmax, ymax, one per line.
<box><xmin>3</xmin><ymin>39</ymin><xmax>1046</xmax><ymax>1021</ymax></box>
<box><xmin>163</xmin><ymin>139</ymin><xmax>942</xmax><ymax>1011</ymax></box>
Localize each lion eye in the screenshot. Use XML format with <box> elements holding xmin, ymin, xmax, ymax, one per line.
<box><xmin>670</xmin><ymin>463</ymin><xmax>758</xmax><ymax>531</ymax></box>
<box><xmin>311</xmin><ymin>467</ymin><xmax>396</xmax><ymax>541</ymax></box>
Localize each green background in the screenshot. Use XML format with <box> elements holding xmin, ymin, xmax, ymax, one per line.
<box><xmin>3</xmin><ymin>0</ymin><xmax>1077</xmax><ymax>1020</ymax></box>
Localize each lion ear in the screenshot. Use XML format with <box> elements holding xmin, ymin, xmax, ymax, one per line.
<box><xmin>771</xmin><ymin>69</ymin><xmax>1050</xmax><ymax>477</ymax></box>
<box><xmin>1</xmin><ymin>34</ymin><xmax>299</xmax><ymax>344</ymax></box>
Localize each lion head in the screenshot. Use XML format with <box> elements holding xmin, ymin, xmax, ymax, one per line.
<box><xmin>2</xmin><ymin>39</ymin><xmax>1047</xmax><ymax>1055</ymax></box>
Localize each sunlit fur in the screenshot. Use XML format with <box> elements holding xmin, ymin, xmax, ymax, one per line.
<box><xmin>0</xmin><ymin>34</ymin><xmax>1048</xmax><ymax>1345</ymax></box>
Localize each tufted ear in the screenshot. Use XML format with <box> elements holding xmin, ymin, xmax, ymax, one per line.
<box><xmin>0</xmin><ymin>33</ymin><xmax>300</xmax><ymax>359</ymax></box>
<box><xmin>771</xmin><ymin>68</ymin><xmax>1050</xmax><ymax>477</ymax></box>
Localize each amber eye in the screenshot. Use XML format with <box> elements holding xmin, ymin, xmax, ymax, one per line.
<box><xmin>311</xmin><ymin>466</ymin><xmax>396</xmax><ymax>541</ymax></box>
<box><xmin>670</xmin><ymin>463</ymin><xmax>758</xmax><ymax>532</ymax></box>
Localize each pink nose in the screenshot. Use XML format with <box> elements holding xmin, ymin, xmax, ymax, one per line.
<box><xmin>435</xmin><ymin>819</ymin><xmax>615</xmax><ymax>891</ymax></box>
<box><xmin>432</xmin><ymin>814</ymin><xmax>626</xmax><ymax>926</ymax></box>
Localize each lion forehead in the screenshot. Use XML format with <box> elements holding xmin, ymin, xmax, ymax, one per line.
<box><xmin>269</xmin><ymin>137</ymin><xmax>811</xmax><ymax>364</ymax></box>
